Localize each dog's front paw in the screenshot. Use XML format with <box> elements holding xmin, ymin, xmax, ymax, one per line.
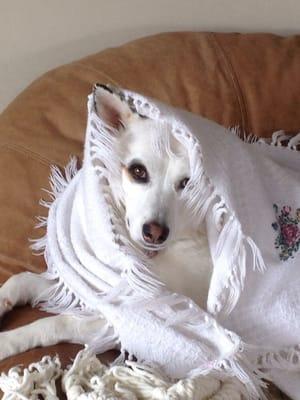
<box><xmin>0</xmin><ymin>298</ymin><xmax>13</xmax><ymax>319</ymax></box>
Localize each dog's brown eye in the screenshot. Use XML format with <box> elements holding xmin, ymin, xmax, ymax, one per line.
<box><xmin>178</xmin><ymin>177</ymin><xmax>189</xmax><ymax>190</ymax></box>
<box><xmin>128</xmin><ymin>163</ymin><xmax>148</xmax><ymax>183</ymax></box>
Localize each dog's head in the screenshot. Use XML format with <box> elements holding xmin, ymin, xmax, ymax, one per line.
<box><xmin>95</xmin><ymin>86</ymin><xmax>194</xmax><ymax>254</ymax></box>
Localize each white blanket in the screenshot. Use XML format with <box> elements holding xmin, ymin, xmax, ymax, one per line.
<box><xmin>31</xmin><ymin>85</ymin><xmax>300</xmax><ymax>399</ymax></box>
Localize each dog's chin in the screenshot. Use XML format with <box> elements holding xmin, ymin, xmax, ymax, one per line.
<box><xmin>137</xmin><ymin>241</ymin><xmax>160</xmax><ymax>259</ymax></box>
<box><xmin>130</xmin><ymin>236</ymin><xmax>160</xmax><ymax>259</ymax></box>
<box><xmin>144</xmin><ymin>249</ymin><xmax>159</xmax><ymax>258</ymax></box>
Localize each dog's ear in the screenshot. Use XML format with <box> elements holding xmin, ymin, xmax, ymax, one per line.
<box><xmin>94</xmin><ymin>86</ymin><xmax>133</xmax><ymax>130</ymax></box>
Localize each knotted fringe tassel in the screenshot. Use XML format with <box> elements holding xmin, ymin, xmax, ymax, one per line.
<box><xmin>287</xmin><ymin>132</ymin><xmax>300</xmax><ymax>149</ymax></box>
<box><xmin>230</xmin><ymin>126</ymin><xmax>300</xmax><ymax>151</ymax></box>
<box><xmin>270</xmin><ymin>130</ymin><xmax>300</xmax><ymax>149</ymax></box>
<box><xmin>0</xmin><ymin>355</ymin><xmax>61</xmax><ymax>400</ymax></box>
<box><xmin>0</xmin><ymin>349</ymin><xmax>250</xmax><ymax>400</ymax></box>
<box><xmin>257</xmin><ymin>130</ymin><xmax>300</xmax><ymax>150</ymax></box>
<box><xmin>230</xmin><ymin>125</ymin><xmax>300</xmax><ymax>151</ymax></box>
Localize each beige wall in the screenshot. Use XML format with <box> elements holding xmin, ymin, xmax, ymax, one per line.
<box><xmin>0</xmin><ymin>0</ymin><xmax>299</xmax><ymax>112</ymax></box>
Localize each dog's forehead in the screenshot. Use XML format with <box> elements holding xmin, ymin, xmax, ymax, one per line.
<box><xmin>125</xmin><ymin>117</ymin><xmax>188</xmax><ymax>159</ymax></box>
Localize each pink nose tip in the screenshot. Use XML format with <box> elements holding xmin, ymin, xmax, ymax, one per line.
<box><xmin>142</xmin><ymin>222</ymin><xmax>169</xmax><ymax>244</ymax></box>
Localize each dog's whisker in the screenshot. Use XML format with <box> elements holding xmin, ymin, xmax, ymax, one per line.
<box><xmin>141</xmin><ymin>241</ymin><xmax>166</xmax><ymax>249</ymax></box>
<box><xmin>139</xmin><ymin>241</ymin><xmax>167</xmax><ymax>252</ymax></box>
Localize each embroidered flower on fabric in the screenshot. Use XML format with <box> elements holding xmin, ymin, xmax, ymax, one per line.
<box><xmin>272</xmin><ymin>204</ymin><xmax>300</xmax><ymax>261</ymax></box>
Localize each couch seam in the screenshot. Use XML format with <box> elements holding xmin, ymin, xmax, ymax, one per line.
<box><xmin>0</xmin><ymin>143</ymin><xmax>65</xmax><ymax>168</ymax></box>
<box><xmin>75</xmin><ymin>62</ymin><xmax>121</xmax><ymax>87</ymax></box>
<box><xmin>0</xmin><ymin>144</ymin><xmax>62</xmax><ymax>271</ymax></box>
<box><xmin>208</xmin><ymin>33</ymin><xmax>249</xmax><ymax>133</ymax></box>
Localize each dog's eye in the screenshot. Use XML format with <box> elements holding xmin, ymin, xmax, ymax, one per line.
<box><xmin>178</xmin><ymin>177</ymin><xmax>189</xmax><ymax>190</ymax></box>
<box><xmin>128</xmin><ymin>163</ymin><xmax>149</xmax><ymax>183</ymax></box>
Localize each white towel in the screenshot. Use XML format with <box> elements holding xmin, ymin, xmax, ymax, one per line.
<box><xmin>32</xmin><ymin>84</ymin><xmax>300</xmax><ymax>399</ymax></box>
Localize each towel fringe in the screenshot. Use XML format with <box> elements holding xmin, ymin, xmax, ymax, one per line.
<box><xmin>257</xmin><ymin>130</ymin><xmax>300</xmax><ymax>150</ymax></box>
<box><xmin>208</xmin><ymin>213</ymin><xmax>246</xmax><ymax>316</ymax></box>
<box><xmin>30</xmin><ymin>156</ymin><xmax>79</xmax><ymax>256</ymax></box>
<box><xmin>229</xmin><ymin>126</ymin><xmax>259</xmax><ymax>144</ymax></box>
<box><xmin>208</xmin><ymin>202</ymin><xmax>266</xmax><ymax>317</ymax></box>
<box><xmin>32</xmin><ymin>276</ymin><xmax>92</xmax><ymax>316</ymax></box>
<box><xmin>229</xmin><ymin>126</ymin><xmax>300</xmax><ymax>151</ymax></box>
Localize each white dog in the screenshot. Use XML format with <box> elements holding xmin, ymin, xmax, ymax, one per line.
<box><xmin>0</xmin><ymin>88</ymin><xmax>213</xmax><ymax>361</ymax></box>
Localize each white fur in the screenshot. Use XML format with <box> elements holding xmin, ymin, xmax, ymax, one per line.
<box><xmin>0</xmin><ymin>90</ymin><xmax>212</xmax><ymax>361</ymax></box>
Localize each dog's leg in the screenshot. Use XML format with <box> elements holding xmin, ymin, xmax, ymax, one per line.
<box><xmin>0</xmin><ymin>314</ymin><xmax>113</xmax><ymax>361</ymax></box>
<box><xmin>0</xmin><ymin>272</ymin><xmax>53</xmax><ymax>318</ymax></box>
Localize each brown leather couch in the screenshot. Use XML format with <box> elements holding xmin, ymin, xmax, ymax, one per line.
<box><xmin>1</xmin><ymin>31</ymin><xmax>299</xmax><ymax>399</ymax></box>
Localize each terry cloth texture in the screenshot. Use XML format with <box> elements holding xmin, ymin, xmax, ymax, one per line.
<box><xmin>31</xmin><ymin>85</ymin><xmax>299</xmax><ymax>399</ymax></box>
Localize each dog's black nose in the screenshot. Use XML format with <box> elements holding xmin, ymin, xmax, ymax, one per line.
<box><xmin>142</xmin><ymin>222</ymin><xmax>169</xmax><ymax>244</ymax></box>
